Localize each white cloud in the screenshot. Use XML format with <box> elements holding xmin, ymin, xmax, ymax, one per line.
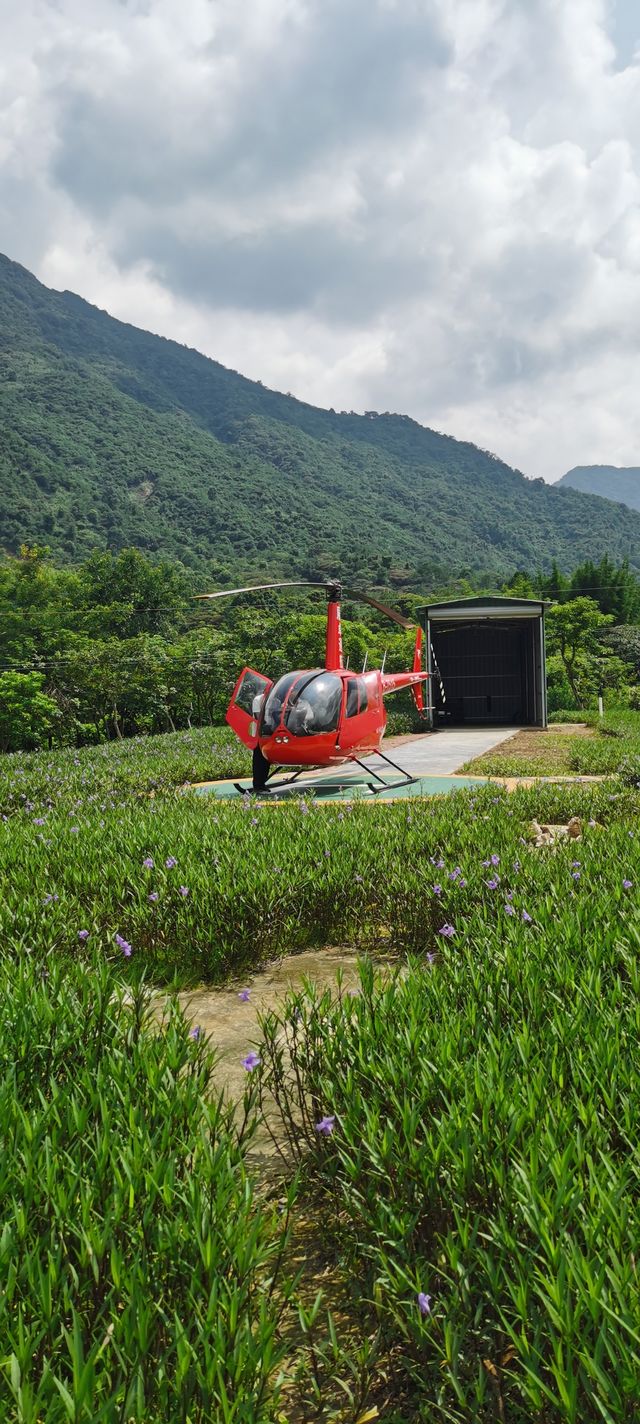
<box><xmin>1</xmin><ymin>0</ymin><xmax>640</xmax><ymax>480</ymax></box>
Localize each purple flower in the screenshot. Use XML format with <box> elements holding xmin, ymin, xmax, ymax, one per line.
<box><xmin>432</xmin><ymin>884</ymin><xmax>442</xmax><ymax>896</ymax></box>
<box><xmin>148</xmin><ymin>892</ymin><xmax>159</xmax><ymax>903</ymax></box>
<box><xmin>143</xmin><ymin>857</ymin><xmax>154</xmax><ymax>869</ymax></box>
<box><xmin>165</xmin><ymin>856</ymin><xmax>177</xmax><ymax>869</ymax></box>
<box><xmin>242</xmin><ymin>1051</ymin><xmax>261</xmax><ymax>1072</ymax></box>
<box><xmin>178</xmin><ymin>885</ymin><xmax>189</xmax><ymax>897</ymax></box>
<box><xmin>486</xmin><ymin>877</ymin><xmax>500</xmax><ymax>890</ymax></box>
<box><xmin>572</xmin><ymin>861</ymin><xmax>581</xmax><ymax>868</ymax></box>
<box><xmin>438</xmin><ymin>924</ymin><xmax>455</xmax><ymax>938</ymax></box>
<box><xmin>115</xmin><ymin>933</ymin><xmax>132</xmax><ymax>958</ymax></box>
<box><xmin>190</xmin><ymin>1025</ymin><xmax>201</xmax><ymax>1040</ymax></box>
<box><xmin>33</xmin><ymin>817</ymin><xmax>45</xmax><ymax>826</ymax></box>
<box><xmin>417</xmin><ymin>1292</ymin><xmax>432</xmax><ymax>1316</ymax></box>
<box><xmin>238</xmin><ymin>989</ymin><xmax>251</xmax><ymax>1002</ymax></box>
<box><xmin>458</xmin><ymin>878</ymin><xmax>467</xmax><ymax>888</ymax></box>
<box><xmin>70</xmin><ymin>826</ymin><xmax>79</xmax><ymax>834</ymax></box>
<box><xmin>435</xmin><ymin>858</ymin><xmax>445</xmax><ymax>869</ymax></box>
<box><xmin>522</xmin><ymin>910</ymin><xmax>532</xmax><ymax>923</ymax></box>
<box><xmin>78</xmin><ymin>929</ymin><xmax>90</xmax><ymax>941</ymax></box>
<box><xmin>426</xmin><ymin>952</ymin><xmax>436</xmax><ymax>965</ymax></box>
<box><xmin>504</xmin><ymin>903</ymin><xmax>515</xmax><ymax>916</ymax></box>
<box><xmin>315</xmin><ymin>1115</ymin><xmax>335</xmax><ymax>1135</ymax></box>
<box><xmin>572</xmin><ymin>871</ymin><xmax>581</xmax><ymax>881</ymax></box>
<box><xmin>623</xmin><ymin>879</ymin><xmax>633</xmax><ymax>889</ymax></box>
<box><xmin>354</xmin><ymin>874</ymin><xmax>363</xmax><ymax>883</ymax></box>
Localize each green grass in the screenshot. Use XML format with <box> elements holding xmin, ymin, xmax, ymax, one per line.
<box><xmin>2</xmin><ymin>733</ymin><xmax>639</xmax><ymax>983</ymax></box>
<box><xmin>461</xmin><ymin>709</ymin><xmax>640</xmax><ymax>779</ymax></box>
<box><xmin>0</xmin><ymin>954</ymin><xmax>298</xmax><ymax>1422</ymax></box>
<box><xmin>0</xmin><ymin>725</ymin><xmax>250</xmax><ymax>817</ymax></box>
<box><xmin>258</xmin><ymin>817</ymin><xmax>640</xmax><ymax>1420</ymax></box>
<box><xmin>3</xmin><ymin>728</ymin><xmax>640</xmax><ymax>1420</ymax></box>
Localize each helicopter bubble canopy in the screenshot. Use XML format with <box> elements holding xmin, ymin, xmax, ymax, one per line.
<box><xmin>261</xmin><ymin>671</ymin><xmax>343</xmax><ymax>738</ymax></box>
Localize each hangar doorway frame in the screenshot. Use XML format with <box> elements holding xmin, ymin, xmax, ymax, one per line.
<box><xmin>420</xmin><ymin>596</ymin><xmax>548</xmax><ymax>729</ymax></box>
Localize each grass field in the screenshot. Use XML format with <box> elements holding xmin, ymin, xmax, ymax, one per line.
<box><xmin>461</xmin><ymin>709</ymin><xmax>640</xmax><ymax>780</ymax></box>
<box><xmin>2</xmin><ymin>726</ymin><xmax>640</xmax><ymax>1420</ymax></box>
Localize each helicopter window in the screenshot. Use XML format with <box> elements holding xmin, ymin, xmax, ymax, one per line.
<box><xmin>234</xmin><ymin>671</ymin><xmax>272</xmax><ymax>717</ymax></box>
<box><xmin>285</xmin><ymin>674</ymin><xmax>343</xmax><ymax>736</ymax></box>
<box><xmin>346</xmin><ymin>676</ymin><xmax>368</xmax><ymax>718</ymax></box>
<box><xmin>346</xmin><ymin>680</ymin><xmax>359</xmax><ymax>717</ymax></box>
<box><xmin>261</xmin><ymin>673</ymin><xmax>300</xmax><ymax>735</ymax></box>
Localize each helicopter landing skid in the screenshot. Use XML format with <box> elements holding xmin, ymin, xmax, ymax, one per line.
<box><xmin>353</xmin><ymin>750</ymin><xmax>418</xmax><ymax>797</ymax></box>
<box><xmin>233</xmin><ymin>767</ymin><xmax>307</xmax><ymax>797</ymax></box>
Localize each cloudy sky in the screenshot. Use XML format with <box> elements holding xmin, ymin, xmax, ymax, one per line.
<box><xmin>2</xmin><ymin>0</ymin><xmax>640</xmax><ymax>481</ymax></box>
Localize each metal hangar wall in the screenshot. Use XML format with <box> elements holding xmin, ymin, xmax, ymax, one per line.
<box><xmin>420</xmin><ymin>596</ymin><xmax>547</xmax><ymax>729</ymax></box>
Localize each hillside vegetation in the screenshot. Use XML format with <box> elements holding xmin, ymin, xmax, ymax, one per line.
<box><xmin>558</xmin><ymin>464</ymin><xmax>640</xmax><ymax>512</ymax></box>
<box><xmin>4</xmin><ymin>252</ymin><xmax>640</xmax><ymax>582</ymax></box>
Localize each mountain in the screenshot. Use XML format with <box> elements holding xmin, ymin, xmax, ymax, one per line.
<box><xmin>3</xmin><ymin>250</ymin><xmax>640</xmax><ymax>583</ymax></box>
<box><xmin>557</xmin><ymin>466</ymin><xmax>640</xmax><ymax>513</ymax></box>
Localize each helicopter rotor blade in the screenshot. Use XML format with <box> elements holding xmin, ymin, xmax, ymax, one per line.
<box><xmin>194</xmin><ymin>581</ymin><xmax>327</xmax><ymax>600</ymax></box>
<box><xmin>195</xmin><ymin>579</ymin><xmax>415</xmax><ymax>631</ymax></box>
<box><xmin>343</xmin><ymin>588</ymin><xmax>414</xmax><ymax>629</ymax></box>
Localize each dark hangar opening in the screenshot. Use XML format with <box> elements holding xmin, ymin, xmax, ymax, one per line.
<box><xmin>421</xmin><ymin>597</ymin><xmax>547</xmax><ymax>728</ymax></box>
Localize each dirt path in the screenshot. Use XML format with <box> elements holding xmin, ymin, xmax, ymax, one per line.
<box><xmin>172</xmin><ymin>947</ymin><xmax>366</xmax><ymax>1103</ymax></box>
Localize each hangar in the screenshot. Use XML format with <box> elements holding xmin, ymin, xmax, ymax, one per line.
<box><xmin>421</xmin><ymin>596</ymin><xmax>548</xmax><ymax>729</ymax></box>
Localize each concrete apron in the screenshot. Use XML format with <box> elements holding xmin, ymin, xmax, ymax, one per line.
<box><xmin>359</xmin><ymin>726</ymin><xmax>521</xmax><ymax>777</ymax></box>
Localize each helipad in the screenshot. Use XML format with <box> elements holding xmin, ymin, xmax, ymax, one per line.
<box><xmin>193</xmin><ymin>770</ymin><xmax>487</xmax><ymax>802</ymax></box>
<box><xmin>192</xmin><ymin>727</ymin><xmax>519</xmax><ymax>802</ymax></box>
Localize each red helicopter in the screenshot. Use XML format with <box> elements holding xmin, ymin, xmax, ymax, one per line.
<box><xmin>196</xmin><ymin>579</ymin><xmax>431</xmax><ymax>794</ymax></box>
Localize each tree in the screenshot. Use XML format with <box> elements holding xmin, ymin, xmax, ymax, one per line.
<box><xmin>0</xmin><ymin>671</ymin><xmax>59</xmax><ymax>752</ymax></box>
<box><xmin>545</xmin><ymin>598</ymin><xmax>613</xmax><ymax>706</ymax></box>
<box><xmin>602</xmin><ymin>625</ymin><xmax>640</xmax><ymax>679</ymax></box>
<box><xmin>568</xmin><ymin>556</ymin><xmax>640</xmax><ymax>623</ymax></box>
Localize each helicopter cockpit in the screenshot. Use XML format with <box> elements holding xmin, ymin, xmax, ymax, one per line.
<box><xmin>261</xmin><ymin>672</ymin><xmax>343</xmax><ymax>738</ymax></box>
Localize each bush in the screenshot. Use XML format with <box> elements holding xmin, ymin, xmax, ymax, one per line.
<box><xmin>548</xmin><ymin>709</ymin><xmax>598</xmax><ymax>724</ymax></box>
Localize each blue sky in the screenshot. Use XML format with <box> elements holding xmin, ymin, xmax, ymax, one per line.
<box><xmin>611</xmin><ymin>0</ymin><xmax>640</xmax><ymax>65</ymax></box>
<box><xmin>1</xmin><ymin>0</ymin><xmax>640</xmax><ymax>482</ymax></box>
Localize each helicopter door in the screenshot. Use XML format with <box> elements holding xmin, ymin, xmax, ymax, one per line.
<box><xmin>226</xmin><ymin>668</ymin><xmax>273</xmax><ymax>750</ymax></box>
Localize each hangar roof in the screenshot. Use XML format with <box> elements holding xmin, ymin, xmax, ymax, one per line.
<box><xmin>421</xmin><ymin>595</ymin><xmax>548</xmax><ymax>620</ymax></box>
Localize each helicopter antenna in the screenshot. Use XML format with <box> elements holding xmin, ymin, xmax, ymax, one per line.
<box><xmin>381</xmin><ymin>649</ymin><xmax>387</xmax><ymax>674</ymax></box>
<box><xmin>362</xmin><ymin>651</ymin><xmax>368</xmax><ymax>673</ymax></box>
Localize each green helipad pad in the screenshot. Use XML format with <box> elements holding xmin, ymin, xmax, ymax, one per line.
<box><xmin>193</xmin><ymin>771</ymin><xmax>487</xmax><ymax>803</ymax></box>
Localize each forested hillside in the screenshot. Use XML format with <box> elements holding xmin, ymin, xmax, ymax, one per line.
<box><xmin>558</xmin><ymin>465</ymin><xmax>640</xmax><ymax>512</ymax></box>
<box><xmin>3</xmin><ymin>252</ymin><xmax>640</xmax><ymax>582</ymax></box>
